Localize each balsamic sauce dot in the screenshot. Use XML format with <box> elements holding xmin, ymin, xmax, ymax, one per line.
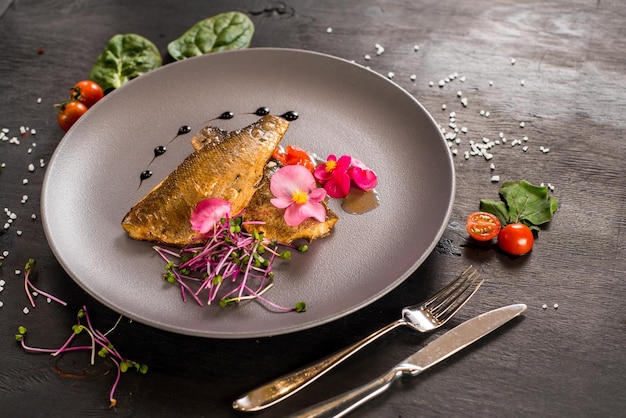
<box><xmin>281</xmin><ymin>111</ymin><xmax>299</xmax><ymax>121</ymax></box>
<box><xmin>178</xmin><ymin>125</ymin><xmax>191</xmax><ymax>135</ymax></box>
<box><xmin>140</xmin><ymin>170</ymin><xmax>153</xmax><ymax>181</ymax></box>
<box><xmin>154</xmin><ymin>146</ymin><xmax>167</xmax><ymax>157</ymax></box>
<box><xmin>219</xmin><ymin>111</ymin><xmax>235</xmax><ymax>120</ymax></box>
<box><xmin>254</xmin><ymin>107</ymin><xmax>270</xmax><ymax>116</ymax></box>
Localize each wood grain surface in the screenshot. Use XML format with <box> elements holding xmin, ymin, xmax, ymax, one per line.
<box><xmin>1</xmin><ymin>1</ymin><xmax>624</xmax><ymax>417</ymax></box>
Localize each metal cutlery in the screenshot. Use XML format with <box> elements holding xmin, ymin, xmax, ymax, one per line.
<box><xmin>290</xmin><ymin>303</ymin><xmax>527</xmax><ymax>418</ymax></box>
<box><xmin>233</xmin><ymin>266</ymin><xmax>483</xmax><ymax>412</ymax></box>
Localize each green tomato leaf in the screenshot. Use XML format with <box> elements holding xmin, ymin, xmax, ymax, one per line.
<box><xmin>168</xmin><ymin>12</ymin><xmax>255</xmax><ymax>60</ymax></box>
<box><xmin>499</xmin><ymin>180</ymin><xmax>558</xmax><ymax>226</ymax></box>
<box><xmin>479</xmin><ymin>199</ymin><xmax>509</xmax><ymax>226</ymax></box>
<box><xmin>89</xmin><ymin>34</ymin><xmax>162</xmax><ymax>92</ymax></box>
<box><xmin>479</xmin><ymin>180</ymin><xmax>559</xmax><ymax>231</ymax></box>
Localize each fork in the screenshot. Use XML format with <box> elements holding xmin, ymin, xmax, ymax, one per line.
<box><xmin>232</xmin><ymin>265</ymin><xmax>483</xmax><ymax>412</ymax></box>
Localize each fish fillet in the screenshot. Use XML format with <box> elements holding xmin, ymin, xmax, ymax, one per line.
<box><xmin>190</xmin><ymin>126</ymin><xmax>339</xmax><ymax>244</ymax></box>
<box><xmin>121</xmin><ymin>115</ymin><xmax>289</xmax><ymax>246</ymax></box>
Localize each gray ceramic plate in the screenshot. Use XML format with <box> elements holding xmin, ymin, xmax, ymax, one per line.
<box><xmin>41</xmin><ymin>48</ymin><xmax>454</xmax><ymax>338</ymax></box>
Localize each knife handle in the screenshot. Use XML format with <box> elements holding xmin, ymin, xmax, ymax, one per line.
<box><xmin>288</xmin><ymin>366</ymin><xmax>407</xmax><ymax>418</ymax></box>
<box><xmin>232</xmin><ymin>319</ymin><xmax>405</xmax><ymax>411</ymax></box>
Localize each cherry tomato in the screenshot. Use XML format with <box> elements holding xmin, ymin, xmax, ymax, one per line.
<box><xmin>57</xmin><ymin>101</ymin><xmax>88</xmax><ymax>131</ymax></box>
<box><xmin>273</xmin><ymin>145</ymin><xmax>315</xmax><ymax>172</ymax></box>
<box><xmin>498</xmin><ymin>223</ymin><xmax>534</xmax><ymax>255</ymax></box>
<box><xmin>466</xmin><ymin>211</ymin><xmax>501</xmax><ymax>241</ymax></box>
<box><xmin>70</xmin><ymin>80</ymin><xmax>104</xmax><ymax>108</ymax></box>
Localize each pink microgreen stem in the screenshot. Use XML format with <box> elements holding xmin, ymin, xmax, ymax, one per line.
<box><xmin>154</xmin><ymin>214</ymin><xmax>305</xmax><ymax>313</ymax></box>
<box><xmin>108</xmin><ymin>357</ymin><xmax>122</xmax><ymax>408</ymax></box>
<box><xmin>16</xmin><ymin>305</ymin><xmax>147</xmax><ymax>407</ymax></box>
<box><xmin>23</xmin><ymin>259</ymin><xmax>68</xmax><ymax>307</ymax></box>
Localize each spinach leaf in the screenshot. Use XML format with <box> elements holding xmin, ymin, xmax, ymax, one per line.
<box><xmin>479</xmin><ymin>199</ymin><xmax>509</xmax><ymax>226</ymax></box>
<box><xmin>480</xmin><ymin>180</ymin><xmax>558</xmax><ymax>229</ymax></box>
<box><xmin>89</xmin><ymin>34</ymin><xmax>162</xmax><ymax>92</ymax></box>
<box><xmin>168</xmin><ymin>12</ymin><xmax>254</xmax><ymax>61</ymax></box>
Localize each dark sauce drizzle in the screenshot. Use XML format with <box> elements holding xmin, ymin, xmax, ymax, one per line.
<box><xmin>281</xmin><ymin>110</ymin><xmax>299</xmax><ymax>121</ymax></box>
<box><xmin>138</xmin><ymin>109</ymin><xmax>298</xmax><ymax>187</ymax></box>
<box><xmin>254</xmin><ymin>107</ymin><xmax>270</xmax><ymax>116</ymax></box>
<box><xmin>139</xmin><ymin>125</ymin><xmax>191</xmax><ymax>187</ymax></box>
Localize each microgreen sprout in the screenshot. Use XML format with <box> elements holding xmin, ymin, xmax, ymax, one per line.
<box><xmin>23</xmin><ymin>258</ymin><xmax>67</xmax><ymax>308</ymax></box>
<box><xmin>16</xmin><ymin>305</ymin><xmax>147</xmax><ymax>407</ymax></box>
<box><xmin>154</xmin><ymin>213</ymin><xmax>307</xmax><ymax>313</ymax></box>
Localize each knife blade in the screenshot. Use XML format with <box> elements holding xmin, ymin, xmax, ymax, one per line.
<box><xmin>289</xmin><ymin>303</ymin><xmax>526</xmax><ymax>418</ymax></box>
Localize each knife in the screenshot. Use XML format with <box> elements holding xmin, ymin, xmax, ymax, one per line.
<box><xmin>288</xmin><ymin>303</ymin><xmax>526</xmax><ymax>418</ymax></box>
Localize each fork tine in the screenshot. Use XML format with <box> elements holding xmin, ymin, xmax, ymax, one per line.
<box><xmin>433</xmin><ymin>274</ymin><xmax>483</xmax><ymax>323</ymax></box>
<box><xmin>422</xmin><ymin>265</ymin><xmax>475</xmax><ymax>307</ymax></box>
<box><xmin>424</xmin><ymin>266</ymin><xmax>484</xmax><ymax>324</ymax></box>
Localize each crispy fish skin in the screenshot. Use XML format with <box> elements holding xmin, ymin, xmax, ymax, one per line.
<box><xmin>190</xmin><ymin>125</ymin><xmax>228</xmax><ymax>150</ymax></box>
<box><xmin>190</xmin><ymin>126</ymin><xmax>339</xmax><ymax>244</ymax></box>
<box><xmin>121</xmin><ymin>115</ymin><xmax>289</xmax><ymax>246</ymax></box>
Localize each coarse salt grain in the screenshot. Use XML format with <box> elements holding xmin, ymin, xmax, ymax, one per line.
<box><xmin>23</xmin><ymin>307</ymin><xmax>30</xmax><ymax>314</ymax></box>
<box><xmin>490</xmin><ymin>175</ymin><xmax>500</xmax><ymax>182</ymax></box>
<box><xmin>364</xmin><ymin>54</ymin><xmax>371</xmax><ymax>60</ymax></box>
<box><xmin>37</xmin><ymin>97</ymin><xmax>42</xmax><ymax>104</ymax></box>
<box><xmin>326</xmin><ymin>27</ymin><xmax>333</xmax><ymax>33</ymax></box>
<box><xmin>387</xmin><ymin>72</ymin><xmax>395</xmax><ymax>79</ymax></box>
<box><xmin>410</xmin><ymin>74</ymin><xmax>416</xmax><ymax>81</ymax></box>
<box><xmin>0</xmin><ymin>301</ymin><xmax>3</xmax><ymax>308</ymax></box>
<box><xmin>28</xmin><ymin>163</ymin><xmax>35</xmax><ymax>172</ymax></box>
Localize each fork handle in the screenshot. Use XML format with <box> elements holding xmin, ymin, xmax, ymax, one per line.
<box><xmin>232</xmin><ymin>319</ymin><xmax>406</xmax><ymax>411</ymax></box>
<box><xmin>288</xmin><ymin>366</ymin><xmax>406</xmax><ymax>418</ymax></box>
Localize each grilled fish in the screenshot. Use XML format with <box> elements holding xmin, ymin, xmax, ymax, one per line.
<box><xmin>121</xmin><ymin>115</ymin><xmax>289</xmax><ymax>246</ymax></box>
<box><xmin>189</xmin><ymin>126</ymin><xmax>339</xmax><ymax>244</ymax></box>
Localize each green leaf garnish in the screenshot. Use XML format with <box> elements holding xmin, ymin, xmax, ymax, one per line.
<box><xmin>480</xmin><ymin>180</ymin><xmax>559</xmax><ymax>229</ymax></box>
<box><xmin>89</xmin><ymin>34</ymin><xmax>162</xmax><ymax>92</ymax></box>
<box><xmin>167</xmin><ymin>12</ymin><xmax>255</xmax><ymax>60</ymax></box>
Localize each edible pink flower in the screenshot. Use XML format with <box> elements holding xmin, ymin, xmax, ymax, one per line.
<box><xmin>348</xmin><ymin>158</ymin><xmax>378</xmax><ymax>190</ymax></box>
<box><xmin>314</xmin><ymin>154</ymin><xmax>352</xmax><ymax>198</ymax></box>
<box><xmin>270</xmin><ymin>165</ymin><xmax>327</xmax><ymax>227</ymax></box>
<box><xmin>190</xmin><ymin>198</ymin><xmax>232</xmax><ymax>234</ymax></box>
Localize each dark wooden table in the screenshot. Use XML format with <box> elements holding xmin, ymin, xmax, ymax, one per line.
<box><xmin>1</xmin><ymin>1</ymin><xmax>624</xmax><ymax>417</ymax></box>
